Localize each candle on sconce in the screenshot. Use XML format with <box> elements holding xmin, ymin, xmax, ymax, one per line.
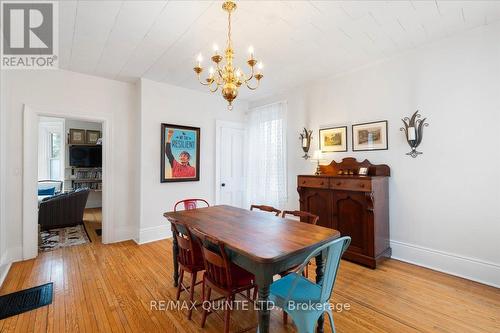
<box><xmin>248</xmin><ymin>46</ymin><xmax>254</xmax><ymax>59</ymax></box>
<box><xmin>302</xmin><ymin>137</ymin><xmax>308</xmax><ymax>148</ymax></box>
<box><xmin>408</xmin><ymin>126</ymin><xmax>416</xmax><ymax>140</ymax></box>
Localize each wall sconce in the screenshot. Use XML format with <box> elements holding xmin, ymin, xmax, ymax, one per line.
<box><xmin>400</xmin><ymin>110</ymin><xmax>429</xmax><ymax>158</ymax></box>
<box><xmin>299</xmin><ymin>127</ymin><xmax>313</xmax><ymax>159</ymax></box>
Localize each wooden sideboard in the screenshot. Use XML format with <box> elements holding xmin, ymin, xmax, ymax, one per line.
<box><xmin>297</xmin><ymin>158</ymin><xmax>390</xmax><ymax>268</ymax></box>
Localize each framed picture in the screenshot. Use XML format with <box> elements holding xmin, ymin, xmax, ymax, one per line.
<box><xmin>319</xmin><ymin>126</ymin><xmax>347</xmax><ymax>152</ymax></box>
<box><xmin>69</xmin><ymin>129</ymin><xmax>86</xmax><ymax>144</ymax></box>
<box><xmin>86</xmin><ymin>130</ymin><xmax>101</xmax><ymax>144</ymax></box>
<box><xmin>352</xmin><ymin>120</ymin><xmax>388</xmax><ymax>151</ymax></box>
<box><xmin>358</xmin><ymin>167</ymin><xmax>369</xmax><ymax>176</ymax></box>
<box><xmin>161</xmin><ymin>123</ymin><xmax>200</xmax><ymax>183</ymax></box>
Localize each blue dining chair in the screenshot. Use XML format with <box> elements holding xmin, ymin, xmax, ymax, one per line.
<box><xmin>269</xmin><ymin>236</ymin><xmax>351</xmax><ymax>333</ymax></box>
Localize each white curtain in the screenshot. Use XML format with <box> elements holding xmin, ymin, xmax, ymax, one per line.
<box><xmin>246</xmin><ymin>101</ymin><xmax>287</xmax><ymax>209</ymax></box>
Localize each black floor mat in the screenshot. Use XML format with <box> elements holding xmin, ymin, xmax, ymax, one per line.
<box><xmin>0</xmin><ymin>282</ymin><xmax>53</xmax><ymax>320</ymax></box>
<box><xmin>95</xmin><ymin>228</ymin><xmax>102</xmax><ymax>236</ymax></box>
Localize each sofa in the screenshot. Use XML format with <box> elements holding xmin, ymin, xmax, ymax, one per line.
<box><xmin>38</xmin><ymin>188</ymin><xmax>90</xmax><ymax>230</ymax></box>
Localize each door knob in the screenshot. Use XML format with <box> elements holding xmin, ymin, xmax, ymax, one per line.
<box><xmin>221</xmin><ymin>183</ymin><xmax>226</xmax><ymax>187</ymax></box>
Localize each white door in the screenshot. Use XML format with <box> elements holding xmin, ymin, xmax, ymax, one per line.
<box><xmin>216</xmin><ymin>121</ymin><xmax>246</xmax><ymax>207</ymax></box>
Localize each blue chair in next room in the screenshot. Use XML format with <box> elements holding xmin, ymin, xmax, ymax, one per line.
<box><xmin>269</xmin><ymin>236</ymin><xmax>351</xmax><ymax>333</ymax></box>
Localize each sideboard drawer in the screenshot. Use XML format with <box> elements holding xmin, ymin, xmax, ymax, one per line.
<box><xmin>298</xmin><ymin>177</ymin><xmax>329</xmax><ymax>189</ymax></box>
<box><xmin>331</xmin><ymin>179</ymin><xmax>372</xmax><ymax>192</ymax></box>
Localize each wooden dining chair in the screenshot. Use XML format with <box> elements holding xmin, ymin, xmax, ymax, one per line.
<box><xmin>250</xmin><ymin>204</ymin><xmax>281</xmax><ymax>216</ymax></box>
<box><xmin>282</xmin><ymin>210</ymin><xmax>319</xmax><ymax>225</ymax></box>
<box><xmin>193</xmin><ymin>228</ymin><xmax>257</xmax><ymax>333</ymax></box>
<box><xmin>171</xmin><ymin>221</ymin><xmax>205</xmax><ymax>320</ymax></box>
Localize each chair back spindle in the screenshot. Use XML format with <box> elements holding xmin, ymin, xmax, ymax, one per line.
<box><xmin>171</xmin><ymin>221</ymin><xmax>199</xmax><ymax>267</ymax></box>
<box><xmin>194</xmin><ymin>230</ymin><xmax>233</xmax><ymax>289</ymax></box>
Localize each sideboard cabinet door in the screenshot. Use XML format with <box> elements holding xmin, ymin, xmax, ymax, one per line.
<box><xmin>332</xmin><ymin>191</ymin><xmax>372</xmax><ymax>256</ymax></box>
<box><xmin>300</xmin><ymin>189</ymin><xmax>332</xmax><ymax>229</ymax></box>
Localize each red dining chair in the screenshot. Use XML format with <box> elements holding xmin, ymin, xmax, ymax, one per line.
<box><xmin>280</xmin><ymin>210</ymin><xmax>319</xmax><ymax>325</ymax></box>
<box><xmin>171</xmin><ymin>220</ymin><xmax>205</xmax><ymax>320</ymax></box>
<box><xmin>174</xmin><ymin>198</ymin><xmax>210</xmax><ymax>211</ymax></box>
<box><xmin>193</xmin><ymin>228</ymin><xmax>257</xmax><ymax>333</ymax></box>
<box><xmin>250</xmin><ymin>204</ymin><xmax>281</xmax><ymax>216</ymax></box>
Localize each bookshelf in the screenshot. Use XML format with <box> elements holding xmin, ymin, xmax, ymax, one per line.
<box><xmin>67</xmin><ymin>167</ymin><xmax>102</xmax><ymax>191</ymax></box>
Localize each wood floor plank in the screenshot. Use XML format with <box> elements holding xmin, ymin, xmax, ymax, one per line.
<box><xmin>0</xmin><ymin>208</ymin><xmax>499</xmax><ymax>332</ymax></box>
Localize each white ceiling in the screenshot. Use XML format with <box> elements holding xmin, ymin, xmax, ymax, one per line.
<box><xmin>59</xmin><ymin>0</ymin><xmax>500</xmax><ymax>101</ymax></box>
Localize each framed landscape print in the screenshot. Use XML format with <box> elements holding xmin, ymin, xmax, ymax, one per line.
<box><xmin>352</xmin><ymin>120</ymin><xmax>388</xmax><ymax>151</ymax></box>
<box><xmin>319</xmin><ymin>126</ymin><xmax>347</xmax><ymax>152</ymax></box>
<box><xmin>86</xmin><ymin>130</ymin><xmax>101</xmax><ymax>144</ymax></box>
<box><xmin>161</xmin><ymin>123</ymin><xmax>200</xmax><ymax>183</ymax></box>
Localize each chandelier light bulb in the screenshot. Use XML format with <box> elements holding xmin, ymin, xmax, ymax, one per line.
<box><xmin>213</xmin><ymin>44</ymin><xmax>219</xmax><ymax>53</ymax></box>
<box><xmin>248</xmin><ymin>46</ymin><xmax>254</xmax><ymax>55</ymax></box>
<box><xmin>197</xmin><ymin>54</ymin><xmax>203</xmax><ymax>63</ymax></box>
<box><xmin>257</xmin><ymin>62</ymin><xmax>263</xmax><ymax>71</ymax></box>
<box><xmin>209</xmin><ymin>66</ymin><xmax>215</xmax><ymax>75</ymax></box>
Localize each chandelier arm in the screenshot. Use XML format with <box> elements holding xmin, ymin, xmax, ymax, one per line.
<box><xmin>244</xmin><ymin>67</ymin><xmax>254</xmax><ymax>83</ymax></box>
<box><xmin>209</xmin><ymin>83</ymin><xmax>219</xmax><ymax>93</ymax></box>
<box><xmin>246</xmin><ymin>80</ymin><xmax>260</xmax><ymax>91</ymax></box>
<box><xmin>197</xmin><ymin>75</ymin><xmax>214</xmax><ymax>87</ymax></box>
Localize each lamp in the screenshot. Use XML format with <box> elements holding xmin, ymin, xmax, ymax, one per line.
<box><xmin>311</xmin><ymin>150</ymin><xmax>325</xmax><ymax>175</ymax></box>
<box><xmin>400</xmin><ymin>110</ymin><xmax>429</xmax><ymax>158</ymax></box>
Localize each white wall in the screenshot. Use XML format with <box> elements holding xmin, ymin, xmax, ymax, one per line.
<box><xmin>251</xmin><ymin>23</ymin><xmax>500</xmax><ymax>287</ymax></box>
<box><xmin>137</xmin><ymin>79</ymin><xmax>246</xmax><ymax>243</ymax></box>
<box><xmin>1</xmin><ymin>69</ymin><xmax>139</xmax><ymax>267</ymax></box>
<box><xmin>0</xmin><ymin>68</ymin><xmax>9</xmax><ymax>286</ymax></box>
<box><xmin>64</xmin><ymin>119</ymin><xmax>103</xmax><ymax>208</ymax></box>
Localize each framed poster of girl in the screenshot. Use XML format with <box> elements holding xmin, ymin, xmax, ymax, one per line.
<box><xmin>160</xmin><ymin>123</ymin><xmax>200</xmax><ymax>182</ymax></box>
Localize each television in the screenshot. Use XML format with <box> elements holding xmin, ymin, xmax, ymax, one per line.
<box><xmin>69</xmin><ymin>145</ymin><xmax>102</xmax><ymax>167</ymax></box>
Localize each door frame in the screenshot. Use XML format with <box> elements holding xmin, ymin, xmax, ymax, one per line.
<box><xmin>23</xmin><ymin>105</ymin><xmax>113</xmax><ymax>260</ymax></box>
<box><xmin>215</xmin><ymin>120</ymin><xmax>246</xmax><ymax>205</ymax></box>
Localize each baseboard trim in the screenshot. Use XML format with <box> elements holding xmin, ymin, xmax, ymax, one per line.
<box><xmin>390</xmin><ymin>240</ymin><xmax>500</xmax><ymax>288</ymax></box>
<box><xmin>137</xmin><ymin>225</ymin><xmax>172</xmax><ymax>245</ymax></box>
<box><xmin>0</xmin><ymin>261</ymin><xmax>12</xmax><ymax>288</ymax></box>
<box><xmin>0</xmin><ymin>246</ymin><xmax>22</xmax><ymax>288</ymax></box>
<box><xmin>112</xmin><ymin>227</ymin><xmax>136</xmax><ymax>244</ymax></box>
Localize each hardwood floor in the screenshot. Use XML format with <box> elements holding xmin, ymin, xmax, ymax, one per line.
<box><xmin>1</xmin><ymin>233</ymin><xmax>499</xmax><ymax>332</ymax></box>
<box><xmin>83</xmin><ymin>208</ymin><xmax>102</xmax><ymax>244</ymax></box>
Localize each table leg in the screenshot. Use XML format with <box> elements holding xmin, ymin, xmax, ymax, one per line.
<box><xmin>172</xmin><ymin>231</ymin><xmax>179</xmax><ymax>287</ymax></box>
<box><xmin>256</xmin><ymin>277</ymin><xmax>272</xmax><ymax>333</ymax></box>
<box><xmin>315</xmin><ymin>251</ymin><xmax>325</xmax><ymax>333</ymax></box>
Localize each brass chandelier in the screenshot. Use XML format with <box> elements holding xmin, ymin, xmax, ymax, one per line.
<box><xmin>193</xmin><ymin>1</ymin><xmax>264</xmax><ymax>110</ymax></box>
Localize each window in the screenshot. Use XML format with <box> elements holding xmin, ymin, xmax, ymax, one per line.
<box><xmin>246</xmin><ymin>101</ymin><xmax>287</xmax><ymax>208</ymax></box>
<box><xmin>49</xmin><ymin>132</ymin><xmax>61</xmax><ymax>180</ymax></box>
<box><xmin>38</xmin><ymin>118</ymin><xmax>64</xmax><ymax>181</ymax></box>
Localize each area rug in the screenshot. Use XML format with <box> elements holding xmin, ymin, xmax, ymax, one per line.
<box><xmin>39</xmin><ymin>225</ymin><xmax>90</xmax><ymax>252</ymax></box>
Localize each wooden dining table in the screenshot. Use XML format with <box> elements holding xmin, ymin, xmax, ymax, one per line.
<box><xmin>163</xmin><ymin>205</ymin><xmax>340</xmax><ymax>333</ymax></box>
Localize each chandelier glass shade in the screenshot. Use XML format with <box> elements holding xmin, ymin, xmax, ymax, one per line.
<box><xmin>193</xmin><ymin>1</ymin><xmax>264</xmax><ymax>110</ymax></box>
